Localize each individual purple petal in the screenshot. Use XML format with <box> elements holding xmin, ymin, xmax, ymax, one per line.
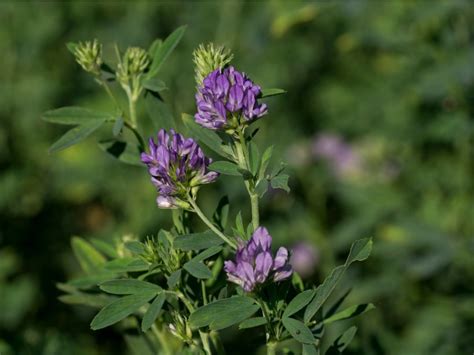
<box><xmin>273</xmin><ymin>247</ymin><xmax>289</xmax><ymax>270</ymax></box>
<box><xmin>255</xmin><ymin>252</ymin><xmax>273</xmax><ymax>283</ymax></box>
<box><xmin>273</xmin><ymin>264</ymin><xmax>293</xmax><ymax>282</ymax></box>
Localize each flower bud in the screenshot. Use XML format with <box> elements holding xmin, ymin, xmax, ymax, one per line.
<box><xmin>193</xmin><ymin>43</ymin><xmax>233</xmax><ymax>86</ymax></box>
<box><xmin>117</xmin><ymin>46</ymin><xmax>150</xmax><ymax>85</ymax></box>
<box><xmin>73</xmin><ymin>39</ymin><xmax>102</xmax><ymax>76</ymax></box>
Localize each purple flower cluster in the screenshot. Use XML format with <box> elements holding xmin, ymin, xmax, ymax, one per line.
<box><xmin>195</xmin><ymin>66</ymin><xmax>268</xmax><ymax>130</ymax></box>
<box><xmin>224</xmin><ymin>227</ymin><xmax>292</xmax><ymax>292</ymax></box>
<box><xmin>141</xmin><ymin>129</ymin><xmax>218</xmax><ymax>208</ymax></box>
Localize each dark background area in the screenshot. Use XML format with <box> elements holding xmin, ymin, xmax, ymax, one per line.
<box><xmin>1</xmin><ymin>1</ymin><xmax>473</xmax><ymax>354</ymax></box>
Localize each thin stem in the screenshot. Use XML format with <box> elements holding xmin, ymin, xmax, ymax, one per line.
<box><xmin>235</xmin><ymin>130</ymin><xmax>260</xmax><ymax>231</ymax></box>
<box><xmin>201</xmin><ymin>280</ymin><xmax>208</xmax><ymax>305</ymax></box>
<box><xmin>199</xmin><ymin>331</ymin><xmax>212</xmax><ymax>355</ymax></box>
<box><xmin>188</xmin><ymin>197</ymin><xmax>237</xmax><ymax>249</ymax></box>
<box><xmin>123</xmin><ymin>120</ymin><xmax>146</xmax><ymax>150</ymax></box>
<box><xmin>210</xmin><ymin>331</ymin><xmax>226</xmax><ymax>355</ymax></box>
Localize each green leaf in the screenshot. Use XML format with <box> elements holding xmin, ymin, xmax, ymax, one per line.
<box><xmin>174</xmin><ymin>230</ymin><xmax>224</xmax><ymax>251</ymax></box>
<box><xmin>167</xmin><ymin>269</ymin><xmax>181</xmax><ymax>289</ymax></box>
<box><xmin>255</xmin><ymin>179</ymin><xmax>269</xmax><ymax>198</ymax></box>
<box><xmin>99</xmin><ymin>140</ymin><xmax>143</xmax><ymax>166</ymax></box>
<box><xmin>259</xmin><ymin>145</ymin><xmax>273</xmax><ymax>180</ymax></box>
<box><xmin>43</xmin><ymin>107</ymin><xmax>114</xmax><ymax>125</ymax></box>
<box><xmin>90</xmin><ymin>238</ymin><xmax>118</xmax><ymax>258</ymax></box>
<box><xmin>182</xmin><ymin>113</ymin><xmax>232</xmax><ymax>159</ymax></box>
<box><xmin>124</xmin><ymin>241</ymin><xmax>145</xmax><ymax>254</ymax></box>
<box><xmin>192</xmin><ymin>246</ymin><xmax>223</xmax><ymax>262</ymax></box>
<box><xmin>141</xmin><ymin>293</ymin><xmax>166</xmax><ymax>331</ymax></box>
<box><xmin>66</xmin><ymin>42</ymin><xmax>77</xmax><ymax>55</ymax></box>
<box><xmin>249</xmin><ymin>141</ymin><xmax>260</xmax><ymax>176</ymax></box>
<box><xmin>209</xmin><ymin>161</ymin><xmax>241</xmax><ymax>176</ymax></box>
<box><xmin>238</xmin><ymin>317</ymin><xmax>267</xmax><ymax>329</ymax></box>
<box><xmin>345</xmin><ymin>238</ymin><xmax>373</xmax><ymax>265</ymax></box>
<box><xmin>68</xmin><ymin>273</ymin><xmax>117</xmax><ymax>289</ymax></box>
<box><xmin>184</xmin><ymin>260</ymin><xmax>212</xmax><ymax>279</ymax></box>
<box><xmin>49</xmin><ymin>120</ymin><xmax>105</xmax><ymax>153</ymax></box>
<box><xmin>304</xmin><ymin>265</ymin><xmax>345</xmax><ymax>324</ymax></box>
<box><xmin>270</xmin><ymin>174</ymin><xmax>290</xmax><ymax>193</ymax></box>
<box><xmin>302</xmin><ymin>344</ymin><xmax>319</xmax><ymax>355</ymax></box>
<box><xmin>148</xmin><ymin>38</ymin><xmax>162</xmax><ymax>58</ymax></box>
<box><xmin>99</xmin><ymin>279</ymin><xmax>162</xmax><ymax>295</ymax></box>
<box><xmin>283</xmin><ymin>290</ymin><xmax>316</xmax><ymax>318</ymax></box>
<box><xmin>113</xmin><ymin>117</ymin><xmax>124</xmax><ymax>136</ymax></box>
<box><xmin>282</xmin><ymin>317</ymin><xmax>315</xmax><ymax>344</ymax></box>
<box><xmin>304</xmin><ymin>238</ymin><xmax>372</xmax><ymax>323</ymax></box>
<box><xmin>189</xmin><ymin>296</ymin><xmax>260</xmax><ymax>331</ymax></box>
<box><xmin>323</xmin><ymin>303</ymin><xmax>375</xmax><ymax>325</ymax></box>
<box><xmin>325</xmin><ymin>326</ymin><xmax>357</xmax><ymax>354</ymax></box>
<box><xmin>71</xmin><ymin>237</ymin><xmax>106</xmax><ymax>274</ymax></box>
<box><xmin>235</xmin><ymin>212</ymin><xmax>245</xmax><ymax>238</ymax></box>
<box><xmin>212</xmin><ymin>196</ymin><xmax>229</xmax><ymax>230</ymax></box>
<box><xmin>90</xmin><ymin>292</ymin><xmax>156</xmax><ymax>330</ymax></box>
<box><xmin>142</xmin><ymin>77</ymin><xmax>167</xmax><ymax>93</ymax></box>
<box><xmin>260</xmin><ymin>88</ymin><xmax>287</xmax><ymax>98</ymax></box>
<box><xmin>59</xmin><ymin>292</ymin><xmax>116</xmax><ymax>309</ymax></box>
<box><xmin>147</xmin><ymin>25</ymin><xmax>186</xmax><ymax>79</ymax></box>
<box><xmin>104</xmin><ymin>258</ymin><xmax>149</xmax><ymax>273</ymax></box>
<box><xmin>145</xmin><ymin>92</ymin><xmax>175</xmax><ymax>131</ymax></box>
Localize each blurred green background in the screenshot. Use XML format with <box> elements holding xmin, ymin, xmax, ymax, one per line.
<box><xmin>1</xmin><ymin>1</ymin><xmax>473</xmax><ymax>354</ymax></box>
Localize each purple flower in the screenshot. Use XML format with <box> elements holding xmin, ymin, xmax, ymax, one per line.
<box><xmin>312</xmin><ymin>133</ymin><xmax>361</xmax><ymax>177</ymax></box>
<box><xmin>224</xmin><ymin>227</ymin><xmax>293</xmax><ymax>292</ymax></box>
<box><xmin>141</xmin><ymin>129</ymin><xmax>219</xmax><ymax>209</ymax></box>
<box><xmin>290</xmin><ymin>242</ymin><xmax>319</xmax><ymax>279</ymax></box>
<box><xmin>195</xmin><ymin>66</ymin><xmax>268</xmax><ymax>130</ymax></box>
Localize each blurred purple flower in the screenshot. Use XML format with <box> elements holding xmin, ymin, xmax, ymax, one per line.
<box><xmin>195</xmin><ymin>66</ymin><xmax>268</xmax><ymax>130</ymax></box>
<box><xmin>312</xmin><ymin>133</ymin><xmax>361</xmax><ymax>177</ymax></box>
<box><xmin>141</xmin><ymin>129</ymin><xmax>218</xmax><ymax>209</ymax></box>
<box><xmin>224</xmin><ymin>227</ymin><xmax>293</xmax><ymax>292</ymax></box>
<box><xmin>290</xmin><ymin>242</ymin><xmax>319</xmax><ymax>279</ymax></box>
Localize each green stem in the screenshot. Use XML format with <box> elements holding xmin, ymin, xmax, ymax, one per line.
<box><xmin>266</xmin><ymin>341</ymin><xmax>277</xmax><ymax>355</ymax></box>
<box><xmin>199</xmin><ymin>331</ymin><xmax>212</xmax><ymax>355</ymax></box>
<box><xmin>201</xmin><ymin>280</ymin><xmax>208</xmax><ymax>305</ymax></box>
<box><xmin>151</xmin><ymin>324</ymin><xmax>173</xmax><ymax>355</ymax></box>
<box><xmin>188</xmin><ymin>197</ymin><xmax>237</xmax><ymax>249</ymax></box>
<box><xmin>235</xmin><ymin>130</ymin><xmax>260</xmax><ymax>231</ymax></box>
<box><xmin>210</xmin><ymin>331</ymin><xmax>226</xmax><ymax>355</ymax></box>
<box><xmin>123</xmin><ymin>120</ymin><xmax>145</xmax><ymax>150</ymax></box>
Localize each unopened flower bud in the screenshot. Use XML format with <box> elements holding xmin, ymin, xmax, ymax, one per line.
<box><xmin>193</xmin><ymin>43</ymin><xmax>233</xmax><ymax>86</ymax></box>
<box><xmin>117</xmin><ymin>46</ymin><xmax>150</xmax><ymax>85</ymax></box>
<box><xmin>73</xmin><ymin>39</ymin><xmax>102</xmax><ymax>76</ymax></box>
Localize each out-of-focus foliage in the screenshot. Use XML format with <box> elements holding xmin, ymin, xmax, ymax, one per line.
<box><xmin>0</xmin><ymin>1</ymin><xmax>473</xmax><ymax>354</ymax></box>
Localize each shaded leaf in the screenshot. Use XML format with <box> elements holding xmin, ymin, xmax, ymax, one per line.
<box><xmin>323</xmin><ymin>303</ymin><xmax>375</xmax><ymax>325</ymax></box>
<box><xmin>104</xmin><ymin>258</ymin><xmax>149</xmax><ymax>273</ymax></box>
<box><xmin>282</xmin><ymin>317</ymin><xmax>315</xmax><ymax>344</ymax></box>
<box><xmin>212</xmin><ymin>196</ymin><xmax>229</xmax><ymax>230</ymax></box>
<box><xmin>71</xmin><ymin>237</ymin><xmax>106</xmax><ymax>275</ymax></box>
<box><xmin>98</xmin><ymin>140</ymin><xmax>143</xmax><ymax>166</ymax></box>
<box><xmin>325</xmin><ymin>326</ymin><xmax>357</xmax><ymax>354</ymax></box>
<box><xmin>270</xmin><ymin>174</ymin><xmax>290</xmax><ymax>193</ymax></box>
<box><xmin>238</xmin><ymin>317</ymin><xmax>267</xmax><ymax>329</ymax></box>
<box><xmin>260</xmin><ymin>88</ymin><xmax>287</xmax><ymax>98</ymax></box>
<box><xmin>145</xmin><ymin>91</ymin><xmax>175</xmax><ymax>131</ymax></box>
<box><xmin>143</xmin><ymin>77</ymin><xmax>167</xmax><ymax>93</ymax></box>
<box><xmin>90</xmin><ymin>292</ymin><xmax>156</xmax><ymax>330</ymax></box>
<box><xmin>147</xmin><ymin>25</ymin><xmax>186</xmax><ymax>78</ymax></box>
<box><xmin>173</xmin><ymin>230</ymin><xmax>224</xmax><ymax>251</ymax></box>
<box><xmin>184</xmin><ymin>260</ymin><xmax>212</xmax><ymax>279</ymax></box>
<box><xmin>189</xmin><ymin>296</ymin><xmax>260</xmax><ymax>331</ymax></box>
<box><xmin>141</xmin><ymin>293</ymin><xmax>166</xmax><ymax>331</ymax></box>
<box><xmin>167</xmin><ymin>269</ymin><xmax>181</xmax><ymax>289</ymax></box>
<box><xmin>49</xmin><ymin>120</ymin><xmax>105</xmax><ymax>153</ymax></box>
<box><xmin>209</xmin><ymin>161</ymin><xmax>241</xmax><ymax>176</ymax></box>
<box><xmin>99</xmin><ymin>279</ymin><xmax>162</xmax><ymax>295</ymax></box>
<box><xmin>43</xmin><ymin>107</ymin><xmax>114</xmax><ymax>125</ymax></box>
<box><xmin>283</xmin><ymin>290</ymin><xmax>316</xmax><ymax>318</ymax></box>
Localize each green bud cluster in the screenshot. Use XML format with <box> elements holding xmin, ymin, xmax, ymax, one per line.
<box><xmin>193</xmin><ymin>43</ymin><xmax>233</xmax><ymax>85</ymax></box>
<box><xmin>73</xmin><ymin>39</ymin><xmax>102</xmax><ymax>76</ymax></box>
<box><xmin>116</xmin><ymin>46</ymin><xmax>150</xmax><ymax>86</ymax></box>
